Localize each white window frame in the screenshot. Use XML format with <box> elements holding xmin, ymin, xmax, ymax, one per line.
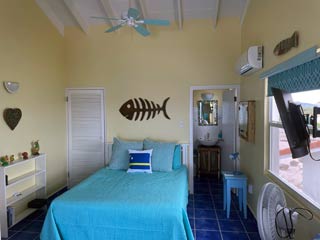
<box><xmin>267</xmin><ymin>97</ymin><xmax>320</xmax><ymax>210</ymax></box>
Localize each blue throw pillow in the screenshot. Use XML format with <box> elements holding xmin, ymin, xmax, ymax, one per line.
<box><xmin>143</xmin><ymin>139</ymin><xmax>176</xmax><ymax>172</ymax></box>
<box><xmin>127</xmin><ymin>149</ymin><xmax>153</xmax><ymax>173</ymax></box>
<box><xmin>172</xmin><ymin>145</ymin><xmax>182</xmax><ymax>170</ymax></box>
<box><xmin>109</xmin><ymin>138</ymin><xmax>143</xmax><ymax>170</ymax></box>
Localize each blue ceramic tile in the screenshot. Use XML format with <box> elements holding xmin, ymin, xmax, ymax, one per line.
<box><xmin>6</xmin><ymin>230</ymin><xmax>18</xmax><ymax>238</ymax></box>
<box><xmin>248</xmin><ymin>232</ymin><xmax>261</xmax><ymax>240</ymax></box>
<box><xmin>215</xmin><ymin>210</ymin><xmax>240</xmax><ymax>220</ymax></box>
<box><xmin>195</xmin><ymin>209</ymin><xmax>216</xmax><ymax>219</ymax></box>
<box><xmin>36</xmin><ymin>212</ymin><xmax>47</xmax><ymax>221</ymax></box>
<box><xmin>189</xmin><ymin>219</ymin><xmax>195</xmax><ymax>229</ymax></box>
<box><xmin>196</xmin><ymin>230</ymin><xmax>221</xmax><ymax>240</ymax></box>
<box><xmin>194</xmin><ymin>188</ymin><xmax>210</xmax><ymax>194</ymax></box>
<box><xmin>221</xmin><ymin>232</ymin><xmax>249</xmax><ymax>240</ymax></box>
<box><xmin>194</xmin><ymin>178</ymin><xmax>208</xmax><ymax>184</ymax></box>
<box><xmin>219</xmin><ymin>220</ymin><xmax>245</xmax><ymax>232</ymax></box>
<box><xmin>22</xmin><ymin>220</ymin><xmax>44</xmax><ymax>233</ymax></box>
<box><xmin>194</xmin><ymin>194</ymin><xmax>211</xmax><ymax>201</ymax></box>
<box><xmin>9</xmin><ymin>219</ymin><xmax>32</xmax><ymax>231</ymax></box>
<box><xmin>187</xmin><ymin>207</ymin><xmax>194</xmax><ymax>219</ymax></box>
<box><xmin>210</xmin><ymin>183</ymin><xmax>223</xmax><ymax>189</ymax></box>
<box><xmin>194</xmin><ymin>199</ymin><xmax>213</xmax><ymax>205</ymax></box>
<box><xmin>215</xmin><ymin>200</ymin><xmax>236</xmax><ymax>210</ymax></box>
<box><xmin>188</xmin><ymin>201</ymin><xmax>194</xmax><ymax>208</ymax></box>
<box><xmin>8</xmin><ymin>231</ymin><xmax>39</xmax><ymax>240</ymax></box>
<box><xmin>195</xmin><ymin>219</ymin><xmax>219</xmax><ymax>231</ymax></box>
<box><xmin>25</xmin><ymin>210</ymin><xmax>46</xmax><ymax>221</ymax></box>
<box><xmin>194</xmin><ymin>201</ymin><xmax>214</xmax><ymax>210</ymax></box>
<box><xmin>212</xmin><ymin>194</ymin><xmax>223</xmax><ymax>201</ymax></box>
<box><xmin>213</xmin><ymin>201</ymin><xmax>225</xmax><ymax>210</ymax></box>
<box><xmin>240</xmin><ymin>208</ymin><xmax>256</xmax><ymax>221</ymax></box>
<box><xmin>243</xmin><ymin>220</ymin><xmax>259</xmax><ymax>232</ymax></box>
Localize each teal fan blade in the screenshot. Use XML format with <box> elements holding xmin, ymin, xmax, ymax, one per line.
<box><xmin>134</xmin><ymin>25</ymin><xmax>150</xmax><ymax>36</ymax></box>
<box><xmin>128</xmin><ymin>8</ymin><xmax>140</xmax><ymax>19</ymax></box>
<box><xmin>105</xmin><ymin>24</ymin><xmax>124</xmax><ymax>33</ymax></box>
<box><xmin>142</xmin><ymin>19</ymin><xmax>170</xmax><ymax>26</ymax></box>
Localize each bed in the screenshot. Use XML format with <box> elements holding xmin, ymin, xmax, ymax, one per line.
<box><xmin>41</xmin><ymin>140</ymin><xmax>193</xmax><ymax>240</ymax></box>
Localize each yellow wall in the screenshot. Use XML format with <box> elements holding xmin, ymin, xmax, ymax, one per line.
<box><xmin>241</xmin><ymin>0</ymin><xmax>320</xmax><ymax>238</ymax></box>
<box><xmin>0</xmin><ymin>0</ymin><xmax>66</xmax><ymax>194</ymax></box>
<box><xmin>64</xmin><ymin>19</ymin><xmax>241</xmax><ymax>142</ymax></box>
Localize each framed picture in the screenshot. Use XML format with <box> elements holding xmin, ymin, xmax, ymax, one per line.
<box><xmin>239</xmin><ymin>101</ymin><xmax>255</xmax><ymax>143</ymax></box>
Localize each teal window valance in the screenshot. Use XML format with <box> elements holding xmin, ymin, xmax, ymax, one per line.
<box><xmin>260</xmin><ymin>46</ymin><xmax>320</xmax><ymax>96</ymax></box>
<box><xmin>267</xmin><ymin>57</ymin><xmax>320</xmax><ymax>96</ymax></box>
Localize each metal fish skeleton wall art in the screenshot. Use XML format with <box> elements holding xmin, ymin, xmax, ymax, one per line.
<box><xmin>273</xmin><ymin>31</ymin><xmax>299</xmax><ymax>56</ymax></box>
<box><xmin>119</xmin><ymin>97</ymin><xmax>170</xmax><ymax>121</ymax></box>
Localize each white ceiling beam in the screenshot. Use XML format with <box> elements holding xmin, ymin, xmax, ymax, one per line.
<box><xmin>35</xmin><ymin>0</ymin><xmax>64</xmax><ymax>36</ymax></box>
<box><xmin>213</xmin><ymin>0</ymin><xmax>220</xmax><ymax>29</ymax></box>
<box><xmin>135</xmin><ymin>0</ymin><xmax>147</xmax><ymax>19</ymax></box>
<box><xmin>240</xmin><ymin>0</ymin><xmax>251</xmax><ymax>26</ymax></box>
<box><xmin>99</xmin><ymin>0</ymin><xmax>116</xmax><ymax>27</ymax></box>
<box><xmin>63</xmin><ymin>0</ymin><xmax>89</xmax><ymax>34</ymax></box>
<box><xmin>135</xmin><ymin>0</ymin><xmax>149</xmax><ymax>30</ymax></box>
<box><xmin>176</xmin><ymin>0</ymin><xmax>183</xmax><ymax>30</ymax></box>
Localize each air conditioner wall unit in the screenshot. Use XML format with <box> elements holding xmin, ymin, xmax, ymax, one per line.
<box><xmin>236</xmin><ymin>46</ymin><xmax>263</xmax><ymax>75</ymax></box>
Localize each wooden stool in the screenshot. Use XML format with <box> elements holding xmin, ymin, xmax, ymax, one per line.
<box><xmin>222</xmin><ymin>171</ymin><xmax>247</xmax><ymax>219</ymax></box>
<box><xmin>197</xmin><ymin>145</ymin><xmax>221</xmax><ymax>179</ymax></box>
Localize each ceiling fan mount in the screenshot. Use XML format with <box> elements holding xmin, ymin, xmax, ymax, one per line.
<box><xmin>92</xmin><ymin>8</ymin><xmax>170</xmax><ymax>37</ymax></box>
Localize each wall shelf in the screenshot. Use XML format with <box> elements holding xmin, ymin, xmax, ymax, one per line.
<box><xmin>0</xmin><ymin>154</ymin><xmax>46</xmax><ymax>238</ymax></box>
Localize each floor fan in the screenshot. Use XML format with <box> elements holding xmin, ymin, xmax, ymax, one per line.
<box><xmin>257</xmin><ymin>182</ymin><xmax>313</xmax><ymax>239</ymax></box>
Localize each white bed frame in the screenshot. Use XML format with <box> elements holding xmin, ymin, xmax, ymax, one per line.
<box><xmin>105</xmin><ymin>143</ymin><xmax>193</xmax><ymax>193</ymax></box>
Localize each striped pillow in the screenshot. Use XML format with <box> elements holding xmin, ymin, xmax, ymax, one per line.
<box><xmin>127</xmin><ymin>149</ymin><xmax>153</xmax><ymax>173</ymax></box>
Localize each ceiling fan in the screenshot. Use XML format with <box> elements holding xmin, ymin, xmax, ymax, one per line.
<box><xmin>92</xmin><ymin>8</ymin><xmax>170</xmax><ymax>37</ymax></box>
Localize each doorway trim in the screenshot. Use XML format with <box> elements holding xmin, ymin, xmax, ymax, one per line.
<box><xmin>189</xmin><ymin>84</ymin><xmax>240</xmax><ymax>193</ymax></box>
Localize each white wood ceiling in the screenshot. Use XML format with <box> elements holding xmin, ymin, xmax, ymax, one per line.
<box><xmin>35</xmin><ymin>0</ymin><xmax>250</xmax><ymax>36</ymax></box>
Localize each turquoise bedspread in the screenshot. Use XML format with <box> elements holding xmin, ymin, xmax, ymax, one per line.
<box><xmin>41</xmin><ymin>166</ymin><xmax>193</xmax><ymax>240</ymax></box>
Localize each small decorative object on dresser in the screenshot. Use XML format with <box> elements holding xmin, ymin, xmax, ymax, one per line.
<box><xmin>31</xmin><ymin>140</ymin><xmax>40</xmax><ymax>155</ymax></box>
<box><xmin>0</xmin><ymin>156</ymin><xmax>9</xmax><ymax>166</ymax></box>
<box><xmin>3</xmin><ymin>108</ymin><xmax>22</xmax><ymax>130</ymax></box>
<box><xmin>22</xmin><ymin>152</ymin><xmax>28</xmax><ymax>160</ymax></box>
<box><xmin>9</xmin><ymin>155</ymin><xmax>14</xmax><ymax>163</ymax></box>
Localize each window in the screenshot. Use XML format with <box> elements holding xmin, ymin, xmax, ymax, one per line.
<box><xmin>269</xmin><ymin>89</ymin><xmax>320</xmax><ymax>208</ymax></box>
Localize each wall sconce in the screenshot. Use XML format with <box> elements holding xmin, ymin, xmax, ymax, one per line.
<box><xmin>3</xmin><ymin>82</ymin><xmax>19</xmax><ymax>94</ymax></box>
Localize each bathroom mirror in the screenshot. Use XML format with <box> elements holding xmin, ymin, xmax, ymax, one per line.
<box><xmin>198</xmin><ymin>100</ymin><xmax>218</xmax><ymax>126</ymax></box>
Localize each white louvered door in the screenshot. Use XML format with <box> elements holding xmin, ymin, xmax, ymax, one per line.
<box><xmin>66</xmin><ymin>89</ymin><xmax>105</xmax><ymax>187</ymax></box>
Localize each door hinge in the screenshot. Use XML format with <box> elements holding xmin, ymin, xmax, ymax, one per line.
<box><xmin>68</xmin><ymin>172</ymin><xmax>70</xmax><ymax>178</ymax></box>
<box><xmin>65</xmin><ymin>96</ymin><xmax>68</xmax><ymax>102</ymax></box>
<box><xmin>234</xmin><ymin>96</ymin><xmax>237</xmax><ymax>102</ymax></box>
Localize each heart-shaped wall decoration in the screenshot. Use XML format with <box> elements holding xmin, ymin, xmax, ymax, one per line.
<box><xmin>3</xmin><ymin>108</ymin><xmax>22</xmax><ymax>130</ymax></box>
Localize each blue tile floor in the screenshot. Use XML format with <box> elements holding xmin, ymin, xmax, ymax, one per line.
<box><xmin>2</xmin><ymin>177</ymin><xmax>261</xmax><ymax>240</ymax></box>
<box><xmin>1</xmin><ymin>188</ymin><xmax>67</xmax><ymax>240</ymax></box>
<box><xmin>188</xmin><ymin>176</ymin><xmax>261</xmax><ymax>240</ymax></box>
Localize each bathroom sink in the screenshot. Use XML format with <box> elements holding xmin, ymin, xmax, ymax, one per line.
<box><xmin>198</xmin><ymin>138</ymin><xmax>218</xmax><ymax>146</ymax></box>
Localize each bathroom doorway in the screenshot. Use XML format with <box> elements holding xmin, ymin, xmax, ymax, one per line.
<box><xmin>189</xmin><ymin>85</ymin><xmax>240</xmax><ymax>188</ymax></box>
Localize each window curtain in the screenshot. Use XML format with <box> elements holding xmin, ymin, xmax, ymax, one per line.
<box><xmin>267</xmin><ymin>57</ymin><xmax>320</xmax><ymax>96</ymax></box>
<box><xmin>260</xmin><ymin>46</ymin><xmax>320</xmax><ymax>96</ymax></box>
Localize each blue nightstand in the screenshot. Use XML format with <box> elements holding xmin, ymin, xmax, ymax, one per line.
<box><xmin>222</xmin><ymin>171</ymin><xmax>247</xmax><ymax>219</ymax></box>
